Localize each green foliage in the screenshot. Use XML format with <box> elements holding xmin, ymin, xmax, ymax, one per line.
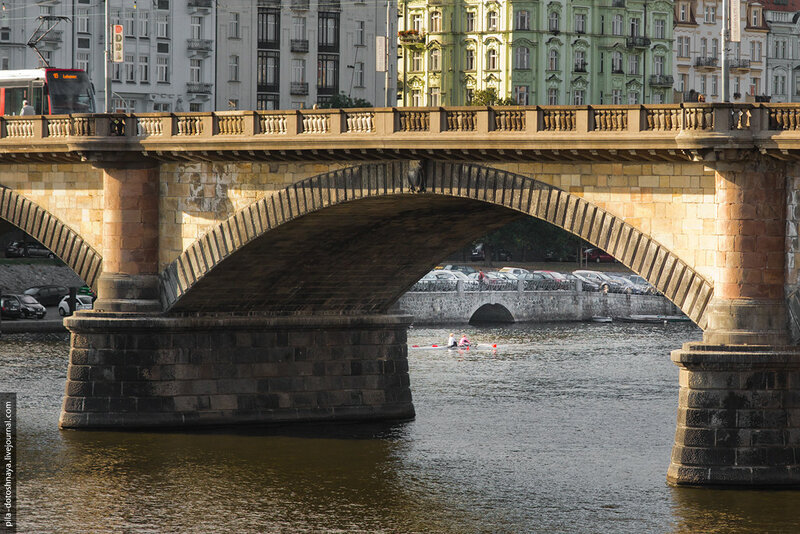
<box><xmin>318</xmin><ymin>93</ymin><xmax>372</xmax><ymax>109</ymax></box>
<box><xmin>467</xmin><ymin>88</ymin><xmax>516</xmax><ymax>106</ymax></box>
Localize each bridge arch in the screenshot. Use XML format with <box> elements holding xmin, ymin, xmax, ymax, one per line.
<box><xmin>469</xmin><ymin>303</ymin><xmax>515</xmax><ymax>324</ymax></box>
<box><xmin>161</xmin><ymin>161</ymin><xmax>712</xmax><ymax>328</ymax></box>
<box><xmin>0</xmin><ymin>187</ymin><xmax>101</xmax><ymax>287</ymax></box>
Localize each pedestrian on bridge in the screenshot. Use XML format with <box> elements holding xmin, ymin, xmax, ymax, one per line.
<box><xmin>20</xmin><ymin>100</ymin><xmax>35</xmax><ymax>115</ymax></box>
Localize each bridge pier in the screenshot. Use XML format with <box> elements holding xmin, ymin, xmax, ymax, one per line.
<box><xmin>59</xmin><ymin>314</ymin><xmax>414</xmax><ymax>428</ymax></box>
<box><xmin>668</xmin><ymin>155</ymin><xmax>800</xmax><ymax>486</ymax></box>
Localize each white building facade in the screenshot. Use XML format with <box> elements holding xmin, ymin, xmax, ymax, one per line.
<box><xmin>673</xmin><ymin>0</ymin><xmax>769</xmax><ymax>102</ymax></box>
<box><xmin>763</xmin><ymin>0</ymin><xmax>800</xmax><ymax>103</ymax></box>
<box><xmin>215</xmin><ymin>0</ymin><xmax>396</xmax><ymax>110</ymax></box>
<box><xmin>0</xmin><ymin>0</ymin><xmax>215</xmax><ymax>113</ymax></box>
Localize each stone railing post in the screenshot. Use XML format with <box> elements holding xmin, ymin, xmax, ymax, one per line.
<box><xmin>429</xmin><ymin>108</ymin><xmax>443</xmax><ymax>134</ymax></box>
<box><xmin>525</xmin><ymin>108</ymin><xmax>540</xmax><ymax>133</ymax></box>
<box><xmin>475</xmin><ymin>109</ymin><xmax>490</xmax><ymax>133</ymax></box>
<box><xmin>286</xmin><ymin>110</ymin><xmax>302</xmax><ymax>135</ymax></box>
<box><xmin>241</xmin><ymin>110</ymin><xmax>257</xmax><ymax>136</ymax></box>
<box><xmin>92</xmin><ymin>158</ymin><xmax>161</xmax><ymax>313</ymax></box>
<box><xmin>627</xmin><ymin>107</ymin><xmax>643</xmax><ymax>133</ymax></box>
<box><xmin>576</xmin><ymin>108</ymin><xmax>590</xmax><ymax>132</ymax></box>
<box><xmin>329</xmin><ymin>109</ymin><xmax>343</xmax><ymax>134</ymax></box>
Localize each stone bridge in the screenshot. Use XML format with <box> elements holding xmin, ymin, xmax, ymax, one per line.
<box><xmin>3</xmin><ymin>103</ymin><xmax>800</xmax><ymax>486</ymax></box>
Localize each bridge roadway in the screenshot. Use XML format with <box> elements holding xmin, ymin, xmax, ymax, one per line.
<box><xmin>3</xmin><ymin>104</ymin><xmax>800</xmax><ymax>487</ymax></box>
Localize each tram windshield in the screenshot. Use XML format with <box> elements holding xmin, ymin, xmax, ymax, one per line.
<box><xmin>46</xmin><ymin>70</ymin><xmax>95</xmax><ymax>114</ymax></box>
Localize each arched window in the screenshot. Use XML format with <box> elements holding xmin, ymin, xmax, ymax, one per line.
<box><xmin>515</xmin><ymin>47</ymin><xmax>530</xmax><ymax>69</ymax></box>
<box><xmin>430</xmin><ymin>48</ymin><xmax>441</xmax><ymax>71</ymax></box>
<box><xmin>430</xmin><ymin>11</ymin><xmax>442</xmax><ymax>32</ymax></box>
<box><xmin>548</xmin><ymin>49</ymin><xmax>559</xmax><ymax>70</ymax></box>
<box><xmin>487</xmin><ymin>48</ymin><xmax>498</xmax><ymax>70</ymax></box>
<box><xmin>549</xmin><ymin>12</ymin><xmax>559</xmax><ymax>31</ymax></box>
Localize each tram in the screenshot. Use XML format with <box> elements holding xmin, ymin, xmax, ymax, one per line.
<box><xmin>0</xmin><ymin>68</ymin><xmax>95</xmax><ymax>115</ymax></box>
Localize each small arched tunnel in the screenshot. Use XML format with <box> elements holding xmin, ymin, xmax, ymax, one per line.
<box><xmin>168</xmin><ymin>195</ymin><xmax>522</xmax><ymax>314</ymax></box>
<box><xmin>469</xmin><ymin>304</ymin><xmax>515</xmax><ymax>325</ymax></box>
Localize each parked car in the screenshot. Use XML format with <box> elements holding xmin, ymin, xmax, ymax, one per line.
<box><xmin>438</xmin><ymin>265</ymin><xmax>477</xmax><ymax>276</ymax></box>
<box><xmin>468</xmin><ymin>270</ymin><xmax>516</xmax><ymax>290</ymax></box>
<box><xmin>58</xmin><ymin>295</ymin><xmax>94</xmax><ymax>316</ymax></box>
<box><xmin>533</xmin><ymin>270</ymin><xmax>571</xmax><ymax>290</ymax></box>
<box><xmin>573</xmin><ymin>270</ymin><xmax>626</xmax><ymax>293</ymax></box>
<box><xmin>24</xmin><ymin>285</ymin><xmax>69</xmax><ymax>307</ymax></box>
<box><xmin>5</xmin><ymin>241</ymin><xmax>55</xmax><ymax>259</ymax></box>
<box><xmin>16</xmin><ymin>294</ymin><xmax>46</xmax><ymax>319</ymax></box>
<box><xmin>583</xmin><ymin>248</ymin><xmax>615</xmax><ymax>263</ymax></box>
<box><xmin>625</xmin><ymin>274</ymin><xmax>658</xmax><ymax>295</ymax></box>
<box><xmin>499</xmin><ymin>267</ymin><xmax>530</xmax><ymax>277</ymax></box>
<box><xmin>563</xmin><ymin>272</ymin><xmax>601</xmax><ymax>292</ymax></box>
<box><xmin>0</xmin><ymin>295</ymin><xmax>22</xmax><ymax>319</ymax></box>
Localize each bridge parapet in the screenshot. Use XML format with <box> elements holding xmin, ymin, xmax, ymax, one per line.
<box><xmin>2</xmin><ymin>104</ymin><xmax>800</xmax><ymax>162</ymax></box>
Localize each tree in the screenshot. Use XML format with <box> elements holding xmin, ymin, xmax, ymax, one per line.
<box><xmin>318</xmin><ymin>93</ymin><xmax>372</xmax><ymax>109</ymax></box>
<box><xmin>467</xmin><ymin>88</ymin><xmax>516</xmax><ymax>106</ymax></box>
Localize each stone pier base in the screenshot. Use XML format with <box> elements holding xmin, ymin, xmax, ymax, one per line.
<box><xmin>668</xmin><ymin>343</ymin><xmax>800</xmax><ymax>486</ymax></box>
<box><xmin>59</xmin><ymin>313</ymin><xmax>415</xmax><ymax>429</ymax></box>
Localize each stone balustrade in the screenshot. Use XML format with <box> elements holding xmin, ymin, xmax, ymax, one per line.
<box><xmin>2</xmin><ymin>104</ymin><xmax>800</xmax><ymax>162</ymax></box>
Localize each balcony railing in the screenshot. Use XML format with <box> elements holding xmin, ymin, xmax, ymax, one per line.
<box><xmin>188</xmin><ymin>0</ymin><xmax>213</xmax><ymax>8</ymax></box>
<box><xmin>398</xmin><ymin>31</ymin><xmax>425</xmax><ymax>45</ymax></box>
<box><xmin>290</xmin><ymin>0</ymin><xmax>310</xmax><ymax>9</ymax></box>
<box><xmin>728</xmin><ymin>59</ymin><xmax>751</xmax><ymax>70</ymax></box>
<box><xmin>291</xmin><ymin>39</ymin><xmax>309</xmax><ymax>53</ymax></box>
<box><xmin>649</xmin><ymin>74</ymin><xmax>674</xmax><ymax>87</ymax></box>
<box><xmin>574</xmin><ymin>64</ymin><xmax>587</xmax><ymax>72</ymax></box>
<box><xmin>187</xmin><ymin>39</ymin><xmax>213</xmax><ymax>52</ymax></box>
<box><xmin>626</xmin><ymin>36</ymin><xmax>651</xmax><ymax>48</ymax></box>
<box><xmin>290</xmin><ymin>82</ymin><xmax>309</xmax><ymax>95</ymax></box>
<box><xmin>186</xmin><ymin>82</ymin><xmax>213</xmax><ymax>94</ymax></box>
<box><xmin>695</xmin><ymin>56</ymin><xmax>718</xmax><ymax>68</ymax></box>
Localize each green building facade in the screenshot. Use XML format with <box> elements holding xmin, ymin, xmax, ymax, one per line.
<box><xmin>398</xmin><ymin>0</ymin><xmax>675</xmax><ymax>106</ymax></box>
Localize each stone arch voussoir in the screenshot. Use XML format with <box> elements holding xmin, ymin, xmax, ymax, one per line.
<box><xmin>0</xmin><ymin>187</ymin><xmax>102</xmax><ymax>288</ymax></box>
<box><xmin>162</xmin><ymin>161</ymin><xmax>713</xmax><ymax>328</ymax></box>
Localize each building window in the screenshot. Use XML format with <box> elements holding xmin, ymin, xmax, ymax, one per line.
<box><xmin>293</xmin><ymin>17</ymin><xmax>306</xmax><ymax>40</ymax></box>
<box><xmin>628</xmin><ymin>92</ymin><xmax>639</xmax><ymax>104</ymax></box>
<box><xmin>430</xmin><ymin>11</ymin><xmax>441</xmax><ymax>32</ymax></box>
<box><xmin>751</xmin><ymin>8</ymin><xmax>761</xmax><ymax>26</ymax></box>
<box><xmin>189</xmin><ymin>58</ymin><xmax>201</xmax><ymax>83</ymax></box>
<box><xmin>354</xmin><ymin>61</ymin><xmax>364</xmax><ymax>87</ymax></box>
<box><xmin>317</xmin><ymin>54</ymin><xmax>339</xmax><ymax>93</ymax></box>
<box><xmin>630</xmin><ymin>18</ymin><xmax>640</xmax><ymax>36</ymax></box>
<box><xmin>112</xmin><ymin>63</ymin><xmax>122</xmax><ymax>82</ymax></box>
<box><xmin>411</xmin><ymin>50</ymin><xmax>423</xmax><ymax>71</ymax></box>
<box><xmin>548</xmin><ymin>88</ymin><xmax>558</xmax><ymax>105</ymax></box>
<box><xmin>516</xmin><ymin>10</ymin><xmax>530</xmax><ymax>30</ymax></box>
<box><xmin>76</xmin><ymin>52</ymin><xmax>89</xmax><ymax>73</ymax></box>
<box><xmin>574</xmin><ymin>50</ymin><xmax>586</xmax><ymax>71</ymax></box>
<box><xmin>775</xmin><ymin>40</ymin><xmax>787</xmax><ymax>59</ymax></box>
<box><xmin>77</xmin><ymin>8</ymin><xmax>89</xmax><ymax>33</ymax></box>
<box><xmin>154</xmin><ymin>102</ymin><xmax>170</xmax><ymax>112</ymax></box>
<box><xmin>157</xmin><ymin>55</ymin><xmax>169</xmax><ymax>82</ymax></box>
<box><xmin>430</xmin><ymin>48</ymin><xmax>441</xmax><ymax>71</ymax></box>
<box><xmin>700</xmin><ymin>38</ymin><xmax>707</xmax><ymax>57</ymax></box>
<box><xmin>653</xmin><ymin>55</ymin><xmax>664</xmax><ymax>75</ymax></box>
<box><xmin>292</xmin><ymin>59</ymin><xmax>305</xmax><ymax>83</ymax></box>
<box><xmin>125</xmin><ymin>10</ymin><xmax>135</xmax><ymax>37</ymax></box>
<box><xmin>112</xmin><ymin>98</ymin><xmax>133</xmax><ymax>113</ymax></box>
<box><xmin>465</xmin><ymin>49</ymin><xmax>475</xmax><ymax>70</ymax></box>
<box><xmin>611</xmin><ymin>51</ymin><xmax>623</xmax><ymax>73</ymax></box>
<box><xmin>430</xmin><ymin>87</ymin><xmax>440</xmax><ymax>106</ymax></box>
<box><xmin>680</xmin><ymin>73</ymin><xmax>687</xmax><ymax>92</ymax></box>
<box><xmin>678</xmin><ymin>36</ymin><xmax>690</xmax><ymax>57</ymax></box>
<box><xmin>515</xmin><ymin>47</ymin><xmax>529</xmax><ymax>70</ymax></box>
<box><xmin>257</xmin><ymin>51</ymin><xmax>279</xmax><ymax>88</ymax></box>
<box><xmin>705</xmin><ymin>5</ymin><xmax>716</xmax><ymax>23</ymax></box>
<box><xmin>628</xmin><ymin>54</ymin><xmax>639</xmax><ymax>75</ymax></box>
<box><xmin>750</xmin><ymin>77</ymin><xmax>759</xmax><ymax>95</ymax></box>
<box><xmin>679</xmin><ymin>4</ymin><xmax>687</xmax><ymax>22</ymax></box>
<box><xmin>654</xmin><ymin>19</ymin><xmax>665</xmax><ymax>39</ymax></box>
<box><xmin>487</xmin><ymin>11</ymin><xmax>498</xmax><ymax>31</ymax></box>
<box><xmin>486</xmin><ymin>48</ymin><xmax>498</xmax><ymax>70</ymax></box>
<box><xmin>465</xmin><ymin>12</ymin><xmax>475</xmax><ymax>32</ymax></box>
<box><xmin>138</xmin><ymin>55</ymin><xmax>149</xmax><ymax>82</ymax></box>
<box><xmin>411</xmin><ymin>14</ymin><xmax>422</xmax><ymax>32</ymax></box>
<box><xmin>229</xmin><ymin>12</ymin><xmax>240</xmax><ymax>38</ymax></box>
<box><xmin>612</xmin><ymin>14</ymin><xmax>622</xmax><ymax>35</ymax></box>
<box><xmin>574</xmin><ymin>89</ymin><xmax>585</xmax><ymax>105</ymax></box>
<box><xmin>548</xmin><ymin>49</ymin><xmax>559</xmax><ymax>71</ymax></box>
<box><xmin>411</xmin><ymin>89</ymin><xmax>422</xmax><ymax>106</ymax></box>
<box><xmin>699</xmin><ymin>75</ymin><xmax>706</xmax><ymax>94</ymax></box>
<box><xmin>612</xmin><ymin>89</ymin><xmax>622</xmax><ymax>104</ymax></box>
<box><xmin>257</xmin><ymin>94</ymin><xmax>279</xmax><ymax>110</ymax></box>
<box><xmin>319</xmin><ymin>12</ymin><xmax>339</xmax><ymax>50</ymax></box>
<box><xmin>513</xmin><ymin>85</ymin><xmax>528</xmax><ymax>105</ymax></box>
<box><xmin>356</xmin><ymin>21</ymin><xmax>365</xmax><ymax>45</ymax></box>
<box><xmin>774</xmin><ymin>74</ymin><xmax>786</xmax><ymax>95</ymax></box>
<box><xmin>751</xmin><ymin>41</ymin><xmax>761</xmax><ymax>62</ymax></box>
<box><xmin>190</xmin><ymin>16</ymin><xmax>202</xmax><ymax>40</ymax></box>
<box><xmin>548</xmin><ymin>12</ymin><xmax>559</xmax><ymax>32</ymax></box>
<box><xmin>189</xmin><ymin>103</ymin><xmax>203</xmax><ymax>112</ymax></box>
<box><xmin>712</xmin><ymin>38</ymin><xmax>719</xmax><ymax>58</ymax></box>
<box><xmin>125</xmin><ymin>54</ymin><xmax>135</xmax><ymax>82</ymax></box>
<box><xmin>139</xmin><ymin>11</ymin><xmax>149</xmax><ymax>37</ymax></box>
<box><xmin>157</xmin><ymin>15</ymin><xmax>168</xmax><ymax>38</ymax></box>
<box><xmin>229</xmin><ymin>55</ymin><xmax>239</xmax><ymax>81</ymax></box>
<box><xmin>574</xmin><ymin>13</ymin><xmax>586</xmax><ymax>34</ymax></box>
<box><xmin>258</xmin><ymin>8</ymin><xmax>280</xmax><ymax>47</ymax></box>
<box><xmin>711</xmin><ymin>75</ymin><xmax>718</xmax><ymax>95</ymax></box>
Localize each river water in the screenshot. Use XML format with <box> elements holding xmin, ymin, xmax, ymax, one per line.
<box><xmin>2</xmin><ymin>323</ymin><xmax>800</xmax><ymax>533</ymax></box>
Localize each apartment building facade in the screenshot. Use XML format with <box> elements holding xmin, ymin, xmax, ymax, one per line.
<box><xmin>0</xmin><ymin>0</ymin><xmax>214</xmax><ymax>113</ymax></box>
<box><xmin>762</xmin><ymin>0</ymin><xmax>800</xmax><ymax>102</ymax></box>
<box><xmin>397</xmin><ymin>0</ymin><xmax>675</xmax><ymax>106</ymax></box>
<box><xmin>673</xmin><ymin>0</ymin><xmax>769</xmax><ymax>102</ymax></box>
<box><xmin>215</xmin><ymin>0</ymin><xmax>397</xmax><ymax>110</ymax></box>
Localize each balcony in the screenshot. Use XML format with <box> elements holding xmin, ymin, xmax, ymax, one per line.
<box><xmin>290</xmin><ymin>82</ymin><xmax>309</xmax><ymax>95</ymax></box>
<box><xmin>398</xmin><ymin>30</ymin><xmax>425</xmax><ymax>47</ymax></box>
<box><xmin>626</xmin><ymin>36</ymin><xmax>651</xmax><ymax>48</ymax></box>
<box><xmin>187</xmin><ymin>39</ymin><xmax>213</xmax><ymax>56</ymax></box>
<box><xmin>728</xmin><ymin>58</ymin><xmax>751</xmax><ymax>71</ymax></box>
<box><xmin>187</xmin><ymin>0</ymin><xmax>213</xmax><ymax>12</ymax></box>
<box><xmin>319</xmin><ymin>0</ymin><xmax>341</xmax><ymax>10</ymax></box>
<box><xmin>291</xmin><ymin>0</ymin><xmax>310</xmax><ymax>9</ymax></box>
<box><xmin>187</xmin><ymin>82</ymin><xmax>213</xmax><ymax>94</ymax></box>
<box><xmin>694</xmin><ymin>56</ymin><xmax>718</xmax><ymax>68</ymax></box>
<box><xmin>649</xmin><ymin>74</ymin><xmax>674</xmax><ymax>87</ymax></box>
<box><xmin>574</xmin><ymin>63</ymin><xmax>587</xmax><ymax>73</ymax></box>
<box><xmin>291</xmin><ymin>39</ymin><xmax>309</xmax><ymax>53</ymax></box>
